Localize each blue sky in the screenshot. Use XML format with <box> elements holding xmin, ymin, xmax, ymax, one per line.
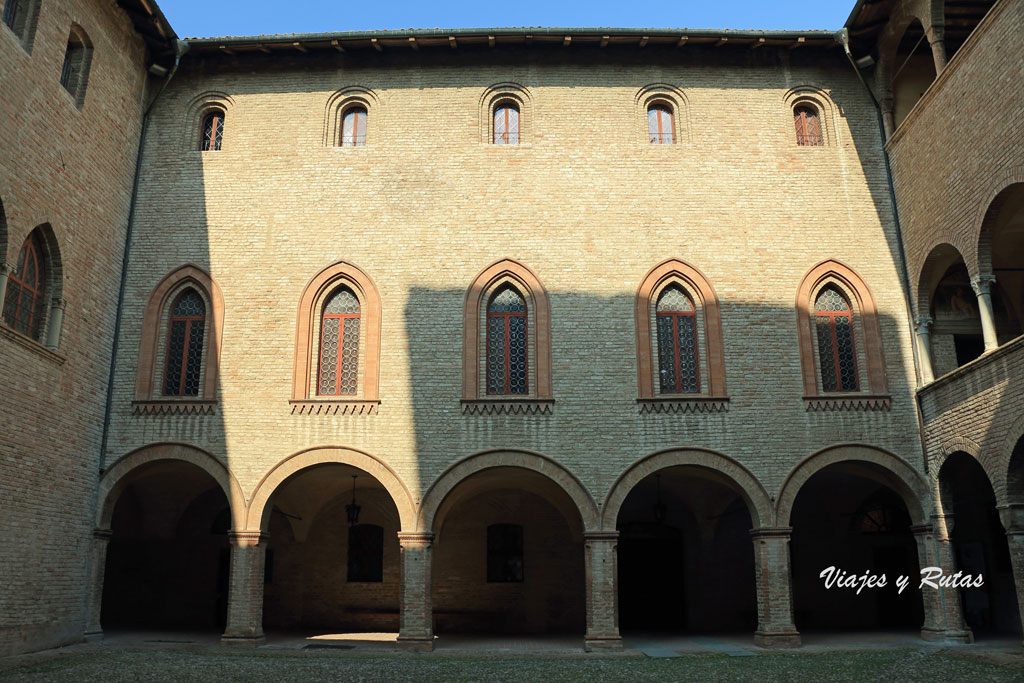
<box><xmin>162</xmin><ymin>0</ymin><xmax>853</xmax><ymax>38</ymax></box>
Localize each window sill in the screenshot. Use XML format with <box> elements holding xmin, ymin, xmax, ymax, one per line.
<box><xmin>133</xmin><ymin>400</ymin><xmax>217</xmax><ymax>415</ymax></box>
<box><xmin>0</xmin><ymin>324</ymin><xmax>65</xmax><ymax>364</ymax></box>
<box><xmin>803</xmin><ymin>394</ymin><xmax>891</xmax><ymax>412</ymax></box>
<box><xmin>637</xmin><ymin>396</ymin><xmax>728</xmax><ymax>414</ymax></box>
<box><xmin>461</xmin><ymin>398</ymin><xmax>553</xmax><ymax>415</ymax></box>
<box><xmin>290</xmin><ymin>399</ymin><xmax>379</xmax><ymax>415</ymax></box>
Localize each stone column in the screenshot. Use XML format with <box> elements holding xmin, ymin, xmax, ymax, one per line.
<box><xmin>970</xmin><ymin>275</ymin><xmax>999</xmax><ymax>351</ymax></box>
<box><xmin>83</xmin><ymin>528</ymin><xmax>112</xmax><ymax>642</ymax></box>
<box><xmin>880</xmin><ymin>96</ymin><xmax>895</xmax><ymax>139</ymax></box>
<box><xmin>997</xmin><ymin>505</ymin><xmax>1024</xmax><ymax>651</ymax></box>
<box><xmin>221</xmin><ymin>530</ymin><xmax>267</xmax><ymax>647</ymax></box>
<box><xmin>929</xmin><ymin>514</ymin><xmax>973</xmax><ymax>642</ymax></box>
<box><xmin>397</xmin><ymin>531</ymin><xmax>434</xmax><ymax>652</ymax></box>
<box><xmin>926</xmin><ymin>26</ymin><xmax>948</xmax><ymax>75</ymax></box>
<box><xmin>915</xmin><ymin>316</ymin><xmax>935</xmax><ymax>384</ymax></box>
<box><xmin>0</xmin><ymin>261</ymin><xmax>10</xmax><ymax>318</ymax></box>
<box><xmin>750</xmin><ymin>527</ymin><xmax>801</xmax><ymax>648</ymax></box>
<box><xmin>45</xmin><ymin>297</ymin><xmax>66</xmax><ymax>350</ymax></box>
<box><xmin>583</xmin><ymin>531</ymin><xmax>622</xmax><ymax>651</ymax></box>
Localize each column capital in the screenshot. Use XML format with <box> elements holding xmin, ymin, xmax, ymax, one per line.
<box><xmin>909</xmin><ymin>523</ymin><xmax>934</xmax><ymax>537</ymax></box>
<box><xmin>93</xmin><ymin>528</ymin><xmax>113</xmax><ymax>541</ymax></box>
<box><xmin>749</xmin><ymin>526</ymin><xmax>793</xmax><ymax>539</ymax></box>
<box><xmin>397</xmin><ymin>531</ymin><xmax>434</xmax><ymax>548</ymax></box>
<box><xmin>914</xmin><ymin>316</ymin><xmax>934</xmax><ymax>333</ymax></box>
<box><xmin>970</xmin><ymin>274</ymin><xmax>996</xmax><ymax>296</ymax></box>
<box><xmin>50</xmin><ymin>296</ymin><xmax>67</xmax><ymax>311</ymax></box>
<box><xmin>0</xmin><ymin>260</ymin><xmax>11</xmax><ymax>275</ymax></box>
<box><xmin>227</xmin><ymin>530</ymin><xmax>267</xmax><ymax>547</ymax></box>
<box><xmin>583</xmin><ymin>530</ymin><xmax>619</xmax><ymax>542</ymax></box>
<box><xmin>997</xmin><ymin>504</ymin><xmax>1024</xmax><ymax>534</ymax></box>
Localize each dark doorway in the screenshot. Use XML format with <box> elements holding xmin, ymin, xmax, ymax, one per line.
<box><xmin>618</xmin><ymin>522</ymin><xmax>684</xmax><ymax>630</ymax></box>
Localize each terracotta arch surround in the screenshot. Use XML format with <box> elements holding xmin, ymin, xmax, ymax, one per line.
<box><xmin>635</xmin><ymin>259</ymin><xmax>727</xmax><ymax>407</ymax></box>
<box><xmin>795</xmin><ymin>259</ymin><xmax>889</xmax><ymax>409</ymax></box>
<box><xmin>292</xmin><ymin>261</ymin><xmax>381</xmax><ymax>410</ymax></box>
<box><xmin>135</xmin><ymin>265</ymin><xmax>224</xmax><ymax>410</ymax></box>
<box><xmin>462</xmin><ymin>259</ymin><xmax>551</xmax><ymax>409</ymax></box>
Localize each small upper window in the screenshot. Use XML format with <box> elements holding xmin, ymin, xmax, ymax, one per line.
<box><xmin>201</xmin><ymin>111</ymin><xmax>225</xmax><ymax>151</ymax></box>
<box><xmin>655</xmin><ymin>285</ymin><xmax>699</xmax><ymax>393</ymax></box>
<box><xmin>162</xmin><ymin>289</ymin><xmax>206</xmax><ymax>396</ymax></box>
<box><xmin>814</xmin><ymin>286</ymin><xmax>858</xmax><ymax>392</ymax></box>
<box><xmin>59</xmin><ymin>26</ymin><xmax>92</xmax><ymax>108</ymax></box>
<box><xmin>486</xmin><ymin>285</ymin><xmax>528</xmax><ymax>395</ymax></box>
<box><xmin>317</xmin><ymin>287</ymin><xmax>361</xmax><ymax>396</ymax></box>
<box><xmin>493</xmin><ymin>103</ymin><xmax>520</xmax><ymax>145</ymax></box>
<box><xmin>2</xmin><ymin>0</ymin><xmax>40</xmax><ymax>47</ymax></box>
<box><xmin>794</xmin><ymin>105</ymin><xmax>822</xmax><ymax>146</ymax></box>
<box><xmin>2</xmin><ymin>232</ymin><xmax>46</xmax><ymax>339</ymax></box>
<box><xmin>648</xmin><ymin>104</ymin><xmax>674</xmax><ymax>144</ymax></box>
<box><xmin>341</xmin><ymin>107</ymin><xmax>367</xmax><ymax>146</ymax></box>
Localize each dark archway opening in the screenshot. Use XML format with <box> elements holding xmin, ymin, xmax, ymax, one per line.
<box><xmin>940</xmin><ymin>453</ymin><xmax>1021</xmax><ymax>638</ymax></box>
<box><xmin>262</xmin><ymin>463</ymin><xmax>401</xmax><ymax>633</ymax></box>
<box><xmin>790</xmin><ymin>466</ymin><xmax>923</xmax><ymax>632</ymax></box>
<box><xmin>102</xmin><ymin>461</ymin><xmax>229</xmax><ymax>631</ymax></box>
<box><xmin>432</xmin><ymin>467</ymin><xmax>585</xmax><ymax>634</ymax></box>
<box><xmin>616</xmin><ymin>467</ymin><xmax>756</xmax><ymax>634</ymax></box>
<box><xmin>891</xmin><ymin>20</ymin><xmax>936</xmax><ymax>129</ymax></box>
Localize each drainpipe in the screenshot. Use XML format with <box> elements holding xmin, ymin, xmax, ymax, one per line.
<box><xmin>97</xmin><ymin>39</ymin><xmax>189</xmax><ymax>473</ymax></box>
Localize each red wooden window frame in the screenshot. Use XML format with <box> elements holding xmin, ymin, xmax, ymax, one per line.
<box><xmin>794</xmin><ymin>105</ymin><xmax>823</xmax><ymax>146</ymax></box>
<box><xmin>317</xmin><ymin>298</ymin><xmax>360</xmax><ymax>396</ymax></box>
<box><xmin>648</xmin><ymin>104</ymin><xmax>674</xmax><ymax>144</ymax></box>
<box><xmin>341</xmin><ymin>106</ymin><xmax>367</xmax><ymax>146</ymax></box>
<box><xmin>486</xmin><ymin>290</ymin><xmax>528</xmax><ymax>395</ymax></box>
<box><xmin>162</xmin><ymin>290</ymin><xmax>206</xmax><ymax>396</ymax></box>
<box><xmin>814</xmin><ymin>289</ymin><xmax>860</xmax><ymax>392</ymax></box>
<box><xmin>200</xmin><ymin>111</ymin><xmax>224</xmax><ymax>151</ymax></box>
<box><xmin>2</xmin><ymin>233</ymin><xmax>46</xmax><ymax>338</ymax></box>
<box><xmin>493</xmin><ymin>103</ymin><xmax>520</xmax><ymax>144</ymax></box>
<box><xmin>657</xmin><ymin>294</ymin><xmax>701</xmax><ymax>393</ymax></box>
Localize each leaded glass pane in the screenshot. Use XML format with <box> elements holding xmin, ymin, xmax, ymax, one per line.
<box><xmin>22</xmin><ymin>248</ymin><xmax>36</xmax><ymax>288</ymax></box>
<box><xmin>489</xmin><ymin>287</ymin><xmax>525</xmax><ymax>313</ymax></box>
<box><xmin>816</xmin><ymin>316</ymin><xmax>838</xmax><ymax>392</ymax></box>
<box><xmin>657</xmin><ymin>286</ymin><xmax>693</xmax><ymax>312</ymax></box>
<box><xmin>656</xmin><ymin>315</ymin><xmax>677</xmax><ymax>393</ymax></box>
<box><xmin>486</xmin><ymin>315</ymin><xmax>506</xmax><ymax>394</ymax></box>
<box><xmin>835</xmin><ymin>316</ymin><xmax>858</xmax><ymax>391</ymax></box>
<box><xmin>173</xmin><ymin>290</ymin><xmax>205</xmax><ymax>317</ymax></box>
<box><xmin>324</xmin><ymin>288</ymin><xmax>360</xmax><ymax>314</ymax></box>
<box><xmin>183</xmin><ymin>321</ymin><xmax>204</xmax><ymax>396</ymax></box>
<box><xmin>163</xmin><ymin>320</ymin><xmax>187</xmax><ymax>395</ymax></box>
<box><xmin>2</xmin><ymin>282</ymin><xmax>19</xmax><ymax>328</ymax></box>
<box><xmin>340</xmin><ymin>317</ymin><xmax>360</xmax><ymax>394</ymax></box>
<box><xmin>318</xmin><ymin>317</ymin><xmax>340</xmax><ymax>395</ymax></box>
<box><xmin>507</xmin><ymin>106</ymin><xmax>519</xmax><ymax>144</ymax></box>
<box><xmin>508</xmin><ymin>315</ymin><xmax>527</xmax><ymax>394</ymax></box>
<box><xmin>494</xmin><ymin>105</ymin><xmax>519</xmax><ymax>144</ymax></box>
<box><xmin>16</xmin><ymin>289</ymin><xmax>33</xmax><ymax>335</ymax></box>
<box><xmin>814</xmin><ymin>287</ymin><xmax>849</xmax><ymax>312</ymax></box>
<box><xmin>677</xmin><ymin>316</ymin><xmax>699</xmax><ymax>392</ymax></box>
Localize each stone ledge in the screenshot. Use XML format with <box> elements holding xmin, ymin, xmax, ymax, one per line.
<box><xmin>0</xmin><ymin>324</ymin><xmax>66</xmax><ymax>364</ymax></box>
<box><xmin>803</xmin><ymin>395</ymin><xmax>891</xmax><ymax>412</ymax></box>
<box><xmin>637</xmin><ymin>397</ymin><xmax>729</xmax><ymax>414</ymax></box>
<box><xmin>290</xmin><ymin>400</ymin><xmax>380</xmax><ymax>415</ymax></box>
<box><xmin>132</xmin><ymin>400</ymin><xmax>217</xmax><ymax>415</ymax></box>
<box><xmin>461</xmin><ymin>399</ymin><xmax>554</xmax><ymax>415</ymax></box>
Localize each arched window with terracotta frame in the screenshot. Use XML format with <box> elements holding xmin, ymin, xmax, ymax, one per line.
<box><xmin>293</xmin><ymin>261</ymin><xmax>381</xmax><ymax>413</ymax></box>
<box><xmin>793</xmin><ymin>104</ymin><xmax>822</xmax><ymax>146</ymax></box>
<box><xmin>2</xmin><ymin>231</ymin><xmax>47</xmax><ymax>339</ymax></box>
<box><xmin>135</xmin><ymin>265</ymin><xmax>224</xmax><ymax>412</ymax></box>
<box><xmin>635</xmin><ymin>259</ymin><xmax>727</xmax><ymax>411</ymax></box>
<box><xmin>463</xmin><ymin>259</ymin><xmax>551</xmax><ymax>412</ymax></box>
<box><xmin>796</xmin><ymin>260</ymin><xmax>889</xmax><ymax>408</ymax></box>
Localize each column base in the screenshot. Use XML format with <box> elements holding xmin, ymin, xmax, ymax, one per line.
<box><xmin>942</xmin><ymin>629</ymin><xmax>974</xmax><ymax>644</ymax></box>
<box><xmin>83</xmin><ymin>630</ymin><xmax>104</xmax><ymax>643</ymax></box>
<box><xmin>754</xmin><ymin>630</ymin><xmax>802</xmax><ymax>648</ymax></box>
<box><xmin>397</xmin><ymin>635</ymin><xmax>434</xmax><ymax>652</ymax></box>
<box><xmin>584</xmin><ymin>635</ymin><xmax>623</xmax><ymax>652</ymax></box>
<box><xmin>220</xmin><ymin>635</ymin><xmax>266</xmax><ymax>648</ymax></box>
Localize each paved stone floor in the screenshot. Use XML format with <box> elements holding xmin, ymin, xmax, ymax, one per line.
<box><xmin>0</xmin><ymin>631</ymin><xmax>1021</xmax><ymax>681</ymax></box>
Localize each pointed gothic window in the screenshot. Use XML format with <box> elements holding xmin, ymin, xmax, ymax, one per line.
<box><xmin>655</xmin><ymin>285</ymin><xmax>700</xmax><ymax>393</ymax></box>
<box><xmin>814</xmin><ymin>286</ymin><xmax>858</xmax><ymax>392</ymax></box>
<box><xmin>162</xmin><ymin>289</ymin><xmax>206</xmax><ymax>396</ymax></box>
<box><xmin>2</xmin><ymin>232</ymin><xmax>46</xmax><ymax>339</ymax></box>
<box><xmin>486</xmin><ymin>286</ymin><xmax>528</xmax><ymax>395</ymax></box>
<box><xmin>317</xmin><ymin>287</ymin><xmax>361</xmax><ymax>396</ymax></box>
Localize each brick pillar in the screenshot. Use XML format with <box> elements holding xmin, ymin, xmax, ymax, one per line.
<box><xmin>750</xmin><ymin>527</ymin><xmax>801</xmax><ymax>648</ymax></box>
<box><xmin>397</xmin><ymin>531</ymin><xmax>434</xmax><ymax>652</ymax></box>
<box><xmin>970</xmin><ymin>275</ymin><xmax>999</xmax><ymax>351</ymax></box>
<box><xmin>915</xmin><ymin>316</ymin><xmax>935</xmax><ymax>384</ymax></box>
<box><xmin>221</xmin><ymin>531</ymin><xmax>267</xmax><ymax>647</ymax></box>
<box><xmin>83</xmin><ymin>528</ymin><xmax>112</xmax><ymax>641</ymax></box>
<box><xmin>911</xmin><ymin>524</ymin><xmax>946</xmax><ymax>641</ymax></box>
<box><xmin>930</xmin><ymin>514</ymin><xmax>973</xmax><ymax>643</ymax></box>
<box><xmin>584</xmin><ymin>531</ymin><xmax>622</xmax><ymax>651</ymax></box>
<box><xmin>998</xmin><ymin>505</ymin><xmax>1024</xmax><ymax>651</ymax></box>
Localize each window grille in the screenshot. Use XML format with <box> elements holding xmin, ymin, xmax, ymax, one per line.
<box><xmin>1</xmin><ymin>233</ymin><xmax>46</xmax><ymax>339</ymax></box>
<box><xmin>493</xmin><ymin>104</ymin><xmax>520</xmax><ymax>144</ymax></box>
<box><xmin>655</xmin><ymin>285</ymin><xmax>700</xmax><ymax>393</ymax></box>
<box><xmin>317</xmin><ymin>287</ymin><xmax>360</xmax><ymax>396</ymax></box>
<box><xmin>341</xmin><ymin>107</ymin><xmax>367</xmax><ymax>146</ymax></box>
<box><xmin>647</xmin><ymin>104</ymin><xmax>674</xmax><ymax>144</ymax></box>
<box><xmin>486</xmin><ymin>286</ymin><xmax>528</xmax><ymax>395</ymax></box>
<box><xmin>814</xmin><ymin>286</ymin><xmax>859</xmax><ymax>391</ymax></box>
<box><xmin>162</xmin><ymin>289</ymin><xmax>206</xmax><ymax>396</ymax></box>
<box><xmin>201</xmin><ymin>111</ymin><xmax>225</xmax><ymax>151</ymax></box>
<box><xmin>794</xmin><ymin>105</ymin><xmax>823</xmax><ymax>146</ymax></box>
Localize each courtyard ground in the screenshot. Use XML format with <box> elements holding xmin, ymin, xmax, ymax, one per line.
<box><xmin>1</xmin><ymin>632</ymin><xmax>1021</xmax><ymax>682</ymax></box>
